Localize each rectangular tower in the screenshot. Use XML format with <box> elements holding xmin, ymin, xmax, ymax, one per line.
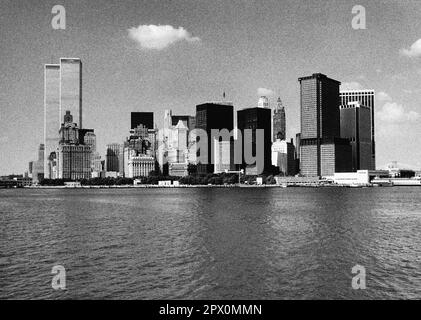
<box><xmin>131</xmin><ymin>112</ymin><xmax>154</xmax><ymax>130</ymax></box>
<box><xmin>60</xmin><ymin>58</ymin><xmax>82</xmax><ymax>128</ymax></box>
<box><xmin>195</xmin><ymin>102</ymin><xmax>234</xmax><ymax>174</ymax></box>
<box><xmin>340</xmin><ymin>90</ymin><xmax>375</xmax><ymax>169</ymax></box>
<box><xmin>340</xmin><ymin>102</ymin><xmax>372</xmax><ymax>171</ymax></box>
<box><xmin>44</xmin><ymin>64</ymin><xmax>60</xmax><ymax>179</ymax></box>
<box><xmin>299</xmin><ymin>73</ymin><xmax>351</xmax><ymax>176</ymax></box>
<box><xmin>237</xmin><ymin>107</ymin><xmax>272</xmax><ymax>175</ymax></box>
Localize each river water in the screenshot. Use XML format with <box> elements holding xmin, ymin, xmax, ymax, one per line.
<box><xmin>0</xmin><ymin>187</ymin><xmax>420</xmax><ymax>299</ymax></box>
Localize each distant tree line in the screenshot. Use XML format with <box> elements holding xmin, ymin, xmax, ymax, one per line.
<box><xmin>39</xmin><ymin>172</ymin><xmax>279</xmax><ymax>186</ymax></box>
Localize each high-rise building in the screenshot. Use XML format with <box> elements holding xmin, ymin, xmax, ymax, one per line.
<box><xmin>295</xmin><ymin>133</ymin><xmax>301</xmax><ymax>174</ymax></box>
<box><xmin>340</xmin><ymin>89</ymin><xmax>375</xmax><ymax>169</ymax></box>
<box><xmin>340</xmin><ymin>102</ymin><xmax>372</xmax><ymax>171</ymax></box>
<box><xmin>122</xmin><ymin>119</ymin><xmax>157</xmax><ymax>178</ymax></box>
<box><xmin>213</xmin><ymin>139</ymin><xmax>235</xmax><ymax>174</ymax></box>
<box><xmin>106</xmin><ymin>143</ymin><xmax>121</xmax><ymax>172</ymax></box>
<box><xmin>83</xmin><ymin>132</ymin><xmax>96</xmax><ymax>152</ymax></box>
<box><xmin>131</xmin><ymin>112</ymin><xmax>154</xmax><ymax>130</ymax></box>
<box><xmin>44</xmin><ymin>64</ymin><xmax>60</xmax><ymax>179</ymax></box>
<box><xmin>237</xmin><ymin>107</ymin><xmax>272</xmax><ymax>175</ymax></box>
<box><xmin>195</xmin><ymin>102</ymin><xmax>234</xmax><ymax>174</ymax></box>
<box><xmin>273</xmin><ymin>97</ymin><xmax>286</xmax><ymax>141</ymax></box>
<box><xmin>60</xmin><ymin>58</ymin><xmax>82</xmax><ymax>128</ymax></box>
<box><xmin>298</xmin><ymin>73</ymin><xmax>352</xmax><ymax>176</ymax></box>
<box><xmin>167</xmin><ymin>120</ymin><xmax>189</xmax><ymax>177</ymax></box>
<box><xmin>44</xmin><ymin>58</ymin><xmax>83</xmax><ymax>179</ymax></box>
<box><xmin>272</xmin><ymin>138</ymin><xmax>296</xmax><ymax>176</ymax></box>
<box><xmin>258</xmin><ymin>96</ymin><xmax>269</xmax><ymax>109</ymax></box>
<box><xmin>57</xmin><ymin>111</ymin><xmax>91</xmax><ymax>180</ymax></box>
<box><xmin>32</xmin><ymin>144</ymin><xmax>45</xmax><ymax>184</ymax></box>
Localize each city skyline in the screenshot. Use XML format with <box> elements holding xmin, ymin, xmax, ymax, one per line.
<box><xmin>1</xmin><ymin>0</ymin><xmax>421</xmax><ymax>175</ymax></box>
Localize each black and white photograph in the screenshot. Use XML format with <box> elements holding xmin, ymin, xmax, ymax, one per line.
<box><xmin>0</xmin><ymin>0</ymin><xmax>420</xmax><ymax>308</ymax></box>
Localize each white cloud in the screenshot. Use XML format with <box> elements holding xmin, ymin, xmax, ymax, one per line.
<box><xmin>257</xmin><ymin>88</ymin><xmax>274</xmax><ymax>96</ymax></box>
<box><xmin>400</xmin><ymin>39</ymin><xmax>421</xmax><ymax>58</ymax></box>
<box><xmin>376</xmin><ymin>91</ymin><xmax>392</xmax><ymax>102</ymax></box>
<box><xmin>377</xmin><ymin>102</ymin><xmax>419</xmax><ymax>123</ymax></box>
<box><xmin>340</xmin><ymin>82</ymin><xmax>363</xmax><ymax>90</ymax></box>
<box><xmin>0</xmin><ymin>136</ymin><xmax>8</xmax><ymax>143</ymax></box>
<box><xmin>128</xmin><ymin>24</ymin><xmax>200</xmax><ymax>50</ymax></box>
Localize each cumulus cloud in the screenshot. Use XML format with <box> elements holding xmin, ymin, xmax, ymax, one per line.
<box><xmin>340</xmin><ymin>82</ymin><xmax>363</xmax><ymax>90</ymax></box>
<box><xmin>376</xmin><ymin>91</ymin><xmax>392</xmax><ymax>102</ymax></box>
<box><xmin>257</xmin><ymin>88</ymin><xmax>274</xmax><ymax>96</ymax></box>
<box><xmin>377</xmin><ymin>102</ymin><xmax>419</xmax><ymax>123</ymax></box>
<box><xmin>128</xmin><ymin>24</ymin><xmax>200</xmax><ymax>50</ymax></box>
<box><xmin>400</xmin><ymin>39</ymin><xmax>421</xmax><ymax>58</ymax></box>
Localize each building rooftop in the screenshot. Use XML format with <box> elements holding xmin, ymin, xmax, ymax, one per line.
<box><xmin>298</xmin><ymin>73</ymin><xmax>341</xmax><ymax>84</ymax></box>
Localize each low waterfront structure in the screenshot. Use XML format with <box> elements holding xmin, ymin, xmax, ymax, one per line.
<box><xmin>333</xmin><ymin>170</ymin><xmax>389</xmax><ymax>186</ymax></box>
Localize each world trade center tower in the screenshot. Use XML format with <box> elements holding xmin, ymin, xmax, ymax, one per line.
<box><xmin>60</xmin><ymin>58</ymin><xmax>82</xmax><ymax>129</ymax></box>
<box><xmin>44</xmin><ymin>58</ymin><xmax>82</xmax><ymax>179</ymax></box>
<box><xmin>44</xmin><ymin>64</ymin><xmax>60</xmax><ymax>179</ymax></box>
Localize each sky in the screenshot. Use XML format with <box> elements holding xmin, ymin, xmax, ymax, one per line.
<box><xmin>1</xmin><ymin>0</ymin><xmax>421</xmax><ymax>175</ymax></box>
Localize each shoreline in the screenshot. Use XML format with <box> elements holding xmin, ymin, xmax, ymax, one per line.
<box><xmin>15</xmin><ymin>184</ymin><xmax>417</xmax><ymax>189</ymax></box>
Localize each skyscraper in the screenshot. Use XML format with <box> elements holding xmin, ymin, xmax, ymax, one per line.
<box><xmin>258</xmin><ymin>96</ymin><xmax>269</xmax><ymax>109</ymax></box>
<box><xmin>298</xmin><ymin>73</ymin><xmax>352</xmax><ymax>176</ymax></box>
<box><xmin>273</xmin><ymin>97</ymin><xmax>286</xmax><ymax>141</ymax></box>
<box><xmin>106</xmin><ymin>143</ymin><xmax>122</xmax><ymax>172</ymax></box>
<box><xmin>44</xmin><ymin>64</ymin><xmax>60</xmax><ymax>179</ymax></box>
<box><xmin>340</xmin><ymin>90</ymin><xmax>375</xmax><ymax>169</ymax></box>
<box><xmin>57</xmin><ymin>111</ymin><xmax>91</xmax><ymax>180</ymax></box>
<box><xmin>237</xmin><ymin>107</ymin><xmax>272</xmax><ymax>175</ymax></box>
<box><xmin>340</xmin><ymin>102</ymin><xmax>372</xmax><ymax>171</ymax></box>
<box><xmin>32</xmin><ymin>144</ymin><xmax>45</xmax><ymax>184</ymax></box>
<box><xmin>44</xmin><ymin>58</ymin><xmax>83</xmax><ymax>179</ymax></box>
<box><xmin>272</xmin><ymin>138</ymin><xmax>296</xmax><ymax>176</ymax></box>
<box><xmin>131</xmin><ymin>112</ymin><xmax>154</xmax><ymax>130</ymax></box>
<box><xmin>195</xmin><ymin>102</ymin><xmax>234</xmax><ymax>174</ymax></box>
<box><xmin>60</xmin><ymin>58</ymin><xmax>82</xmax><ymax>128</ymax></box>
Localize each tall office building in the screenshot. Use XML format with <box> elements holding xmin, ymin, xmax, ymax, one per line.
<box><xmin>340</xmin><ymin>102</ymin><xmax>372</xmax><ymax>171</ymax></box>
<box><xmin>299</xmin><ymin>73</ymin><xmax>352</xmax><ymax>176</ymax></box>
<box><xmin>44</xmin><ymin>58</ymin><xmax>83</xmax><ymax>179</ymax></box>
<box><xmin>83</xmin><ymin>132</ymin><xmax>96</xmax><ymax>152</ymax></box>
<box><xmin>131</xmin><ymin>112</ymin><xmax>154</xmax><ymax>130</ymax></box>
<box><xmin>106</xmin><ymin>143</ymin><xmax>121</xmax><ymax>172</ymax></box>
<box><xmin>273</xmin><ymin>97</ymin><xmax>286</xmax><ymax>141</ymax></box>
<box><xmin>340</xmin><ymin>89</ymin><xmax>375</xmax><ymax>169</ymax></box>
<box><xmin>295</xmin><ymin>133</ymin><xmax>301</xmax><ymax>173</ymax></box>
<box><xmin>237</xmin><ymin>107</ymin><xmax>272</xmax><ymax>175</ymax></box>
<box><xmin>57</xmin><ymin>111</ymin><xmax>91</xmax><ymax>180</ymax></box>
<box><xmin>60</xmin><ymin>58</ymin><xmax>82</xmax><ymax>128</ymax></box>
<box><xmin>32</xmin><ymin>144</ymin><xmax>45</xmax><ymax>183</ymax></box>
<box><xmin>44</xmin><ymin>64</ymin><xmax>60</xmax><ymax>179</ymax></box>
<box><xmin>258</xmin><ymin>96</ymin><xmax>269</xmax><ymax>109</ymax></box>
<box><xmin>195</xmin><ymin>102</ymin><xmax>234</xmax><ymax>174</ymax></box>
<box><xmin>272</xmin><ymin>138</ymin><xmax>296</xmax><ymax>176</ymax></box>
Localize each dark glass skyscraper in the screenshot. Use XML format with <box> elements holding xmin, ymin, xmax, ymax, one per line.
<box><xmin>131</xmin><ymin>112</ymin><xmax>154</xmax><ymax>130</ymax></box>
<box><xmin>340</xmin><ymin>90</ymin><xmax>375</xmax><ymax>169</ymax></box>
<box><xmin>237</xmin><ymin>107</ymin><xmax>272</xmax><ymax>175</ymax></box>
<box><xmin>195</xmin><ymin>102</ymin><xmax>234</xmax><ymax>174</ymax></box>
<box><xmin>273</xmin><ymin>97</ymin><xmax>286</xmax><ymax>141</ymax></box>
<box><xmin>299</xmin><ymin>73</ymin><xmax>351</xmax><ymax>176</ymax></box>
<box><xmin>340</xmin><ymin>102</ymin><xmax>372</xmax><ymax>171</ymax></box>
